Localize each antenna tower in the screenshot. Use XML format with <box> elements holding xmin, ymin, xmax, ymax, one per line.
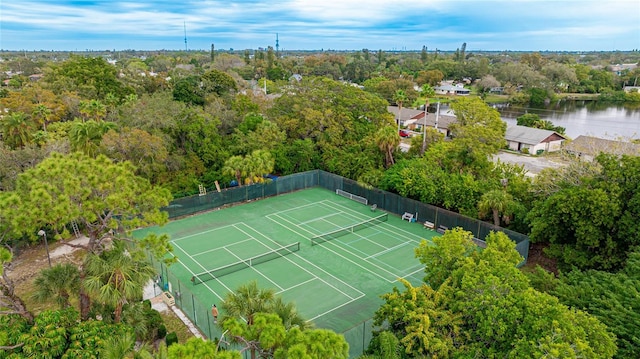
<box><xmin>184</xmin><ymin>22</ymin><xmax>188</xmax><ymax>51</ymax></box>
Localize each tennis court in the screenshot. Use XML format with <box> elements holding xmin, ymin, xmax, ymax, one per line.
<box><xmin>136</xmin><ymin>187</ymin><xmax>438</xmax><ymax>334</ymax></box>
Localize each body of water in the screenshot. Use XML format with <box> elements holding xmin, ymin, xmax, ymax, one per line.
<box><xmin>493</xmin><ymin>101</ymin><xmax>640</xmax><ymax>140</ymax></box>
<box><xmin>436</xmin><ymin>101</ymin><xmax>640</xmax><ymax>140</ymax></box>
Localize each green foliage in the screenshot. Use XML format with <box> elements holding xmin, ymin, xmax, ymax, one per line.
<box><xmin>32</xmin><ymin>263</ymin><xmax>81</xmax><ymax>310</ymax></box>
<box><xmin>172</xmin><ymin>76</ymin><xmax>204</xmax><ymax>106</ymax></box>
<box><xmin>166</xmin><ymin>332</ymin><xmax>179</xmax><ymax>347</ymax></box>
<box><xmin>13</xmin><ymin>152</ymin><xmax>172</xmax><ymax>254</ymax></box>
<box><xmin>84</xmin><ymin>241</ymin><xmax>157</xmax><ymax>323</ymax></box>
<box><xmin>270</xmin><ymin>77</ymin><xmax>390</xmax><ymax>179</ymax></box>
<box><xmin>0</xmin><ymin>308</ymin><xmax>133</xmax><ymax>359</ymax></box>
<box><xmin>201</xmin><ymin>69</ymin><xmax>238</xmax><ymax>97</ymax></box>
<box><xmin>374</xmin><ymin>229</ymin><xmax>616</xmax><ymax>358</ymax></box>
<box><xmin>167</xmin><ymin>337</ymin><xmax>240</xmax><ymax>359</ymax></box>
<box><xmin>529</xmin><ymin>154</ymin><xmax>640</xmax><ymax>271</ymax></box>
<box><xmin>42</xmin><ymin>55</ymin><xmax>131</xmax><ymax>100</ymax></box>
<box><xmin>530</xmin><ymin>251</ymin><xmax>640</xmax><ymax>358</ymax></box>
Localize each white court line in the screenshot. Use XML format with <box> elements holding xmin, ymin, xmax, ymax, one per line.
<box><xmin>171</xmin><ymin>223</ymin><xmax>242</xmax><ymax>242</ymax></box>
<box><xmin>235</xmin><ymin>222</ymin><xmax>364</xmax><ymax>307</ymax></box>
<box><xmin>321</xmin><ymin>200</ymin><xmax>425</xmax><ymax>244</ymax></box>
<box><xmin>266</xmin><ymin>213</ymin><xmax>318</xmax><ymax>242</ymax></box>
<box><xmin>170</xmin><ymin>242</ymin><xmax>227</xmax><ymax>301</ymax></box>
<box><xmin>270</xmin><ymin>199</ymin><xmax>330</xmax><ymax>216</ymax></box>
<box><xmin>315</xmin><ymin>201</ymin><xmax>425</xmax><ymax>282</ymax></box>
<box><xmin>298</xmin><ymin>212</ymin><xmax>344</xmax><ymax>226</ymax></box>
<box><xmin>230</xmin><ymin>224</ymin><xmax>285</xmax><ymax>291</ymax></box>
<box><xmin>365</xmin><ymin>241</ymin><xmax>412</xmax><ymax>260</ymax></box>
<box><xmin>269</xmin><ymin>210</ymin><xmax>399</xmax><ymax>283</ymax></box>
<box><xmin>192</xmin><ymin>237</ymin><xmax>254</xmax><ymax>257</ymax></box>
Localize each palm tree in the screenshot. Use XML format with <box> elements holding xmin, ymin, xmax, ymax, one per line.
<box><xmin>32</xmin><ymin>104</ymin><xmax>51</xmax><ymax>133</ymax></box>
<box><xmin>245</xmin><ymin>150</ymin><xmax>275</xmax><ymax>184</ymax></box>
<box><xmin>221</xmin><ymin>281</ymin><xmax>275</xmax><ymax>326</ymax></box>
<box><xmin>393</xmin><ymin>90</ymin><xmax>407</xmax><ymax>134</ymax></box>
<box><xmin>1</xmin><ymin>111</ymin><xmax>34</xmax><ymax>149</ymax></box>
<box><xmin>83</xmin><ymin>242</ymin><xmax>156</xmax><ymax>323</ymax></box>
<box><xmin>223</xmin><ymin>155</ymin><xmax>246</xmax><ymax>186</ymax></box>
<box><xmin>79</xmin><ymin>99</ymin><xmax>107</xmax><ymax>122</ymax></box>
<box><xmin>271</xmin><ymin>296</ymin><xmax>310</xmax><ymax>330</ymax></box>
<box><xmin>32</xmin><ymin>263</ymin><xmax>81</xmax><ymax>309</ymax></box>
<box><xmin>69</xmin><ymin>120</ymin><xmax>116</xmax><ymax>156</ymax></box>
<box><xmin>99</xmin><ymin>331</ymin><xmax>136</xmax><ymax>359</ymax></box>
<box><xmin>420</xmin><ymin>85</ymin><xmax>436</xmax><ymax>155</ymax></box>
<box><xmin>478</xmin><ymin>189</ymin><xmax>514</xmax><ymax>226</ymax></box>
<box><xmin>374</xmin><ymin>126</ymin><xmax>400</xmax><ymax>168</ymax></box>
<box><xmin>221</xmin><ymin>281</ymin><xmax>276</xmax><ymax>359</ymax></box>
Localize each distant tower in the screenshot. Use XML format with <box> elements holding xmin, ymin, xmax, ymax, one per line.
<box><xmin>184</xmin><ymin>22</ymin><xmax>188</xmax><ymax>51</ymax></box>
<box><xmin>211</xmin><ymin>43</ymin><xmax>215</xmax><ymax>63</ymax></box>
<box><xmin>276</xmin><ymin>33</ymin><xmax>279</xmax><ymax>56</ymax></box>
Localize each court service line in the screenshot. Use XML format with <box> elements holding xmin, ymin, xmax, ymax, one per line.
<box><xmin>236</xmin><ymin>222</ymin><xmax>364</xmax><ymax>299</ymax></box>
<box><xmin>298</xmin><ymin>212</ymin><xmax>344</xmax><ymax>226</ymax></box>
<box><xmin>191</xmin><ymin>237</ymin><xmax>254</xmax><ymax>257</ymax></box>
<box><xmin>265</xmin><ymin>213</ymin><xmax>318</xmax><ymax>240</ymax></box>
<box><xmin>365</xmin><ymin>241</ymin><xmax>412</xmax><ymax>260</ymax></box>
<box><xmin>170</xmin><ymin>242</ymin><xmax>226</xmax><ymax>301</ymax></box>
<box><xmin>320</xmin><ymin>200</ymin><xmax>425</xmax><ymax>244</ymax></box>
<box><xmin>269</xmin><ymin>199</ymin><xmax>330</xmax><ymax>217</ymax></box>
<box><xmin>267</xmin><ymin>213</ymin><xmax>399</xmax><ymax>283</ymax></box>
<box><xmin>229</xmin><ymin>224</ymin><xmax>283</xmax><ymax>290</ymax></box>
<box><xmin>171</xmin><ymin>222</ymin><xmax>244</xmax><ymax>242</ymax></box>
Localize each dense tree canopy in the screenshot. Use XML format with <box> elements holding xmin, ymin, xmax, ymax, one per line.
<box><xmin>371</xmin><ymin>229</ymin><xmax>617</xmax><ymax>358</ymax></box>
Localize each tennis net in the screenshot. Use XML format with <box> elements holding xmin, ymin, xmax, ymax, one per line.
<box><xmin>192</xmin><ymin>242</ymin><xmax>300</xmax><ymax>285</ymax></box>
<box><xmin>336</xmin><ymin>189</ymin><xmax>368</xmax><ymax>205</ymax></box>
<box><xmin>310</xmin><ymin>213</ymin><xmax>388</xmax><ymax>246</ymax></box>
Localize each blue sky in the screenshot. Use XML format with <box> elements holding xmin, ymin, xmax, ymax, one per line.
<box><xmin>1</xmin><ymin>0</ymin><xmax>639</xmax><ymax>51</ymax></box>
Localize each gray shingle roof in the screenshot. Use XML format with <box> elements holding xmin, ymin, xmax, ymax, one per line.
<box><xmin>505</xmin><ymin>125</ymin><xmax>564</xmax><ymax>145</ymax></box>
<box><xmin>564</xmin><ymin>135</ymin><xmax>640</xmax><ymax>156</ymax></box>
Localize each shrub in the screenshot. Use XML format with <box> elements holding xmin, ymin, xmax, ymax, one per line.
<box><xmin>166</xmin><ymin>332</ymin><xmax>179</xmax><ymax>347</ymax></box>
<box><xmin>157</xmin><ymin>324</ymin><xmax>167</xmax><ymax>339</ymax></box>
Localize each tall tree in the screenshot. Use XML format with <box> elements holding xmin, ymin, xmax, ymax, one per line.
<box><xmin>69</xmin><ymin>119</ymin><xmax>117</xmax><ymax>157</ymax></box>
<box><xmin>84</xmin><ymin>242</ymin><xmax>156</xmax><ymax>323</ymax></box>
<box><xmin>1</xmin><ymin>111</ymin><xmax>34</xmax><ymax>149</ymax></box>
<box><xmin>392</xmin><ymin>90</ymin><xmax>407</xmax><ymax>133</ymax></box>
<box><xmin>13</xmin><ymin>152</ymin><xmax>173</xmax><ymax>319</ymax></box>
<box><xmin>374</xmin><ymin>125</ymin><xmax>400</xmax><ymax>168</ymax></box>
<box><xmin>478</xmin><ymin>189</ymin><xmax>514</xmax><ymax>226</ymax></box>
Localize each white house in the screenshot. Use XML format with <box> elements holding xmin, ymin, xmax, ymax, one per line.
<box><xmin>434</xmin><ymin>84</ymin><xmax>470</xmax><ymax>96</ymax></box>
<box><xmin>505</xmin><ymin>125</ymin><xmax>566</xmax><ymax>154</ymax></box>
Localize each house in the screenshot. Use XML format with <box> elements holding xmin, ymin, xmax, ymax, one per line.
<box><xmin>407</xmin><ymin>111</ymin><xmax>457</xmax><ymax>137</ymax></box>
<box><xmin>609</xmin><ymin>63</ymin><xmax>638</xmax><ymax>76</ymax></box>
<box><xmin>387</xmin><ymin>106</ymin><xmax>424</xmax><ymax>127</ymax></box>
<box><xmin>623</xmin><ymin>86</ymin><xmax>640</xmax><ymax>93</ymax></box>
<box><xmin>563</xmin><ymin>135</ymin><xmax>640</xmax><ymax>161</ymax></box>
<box><xmin>434</xmin><ymin>84</ymin><xmax>470</xmax><ymax>96</ymax></box>
<box><xmin>505</xmin><ymin>125</ymin><xmax>566</xmax><ymax>154</ymax></box>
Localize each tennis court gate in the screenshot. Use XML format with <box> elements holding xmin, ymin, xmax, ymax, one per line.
<box><xmin>157</xmin><ymin>169</ymin><xmax>530</xmax><ymax>357</ymax></box>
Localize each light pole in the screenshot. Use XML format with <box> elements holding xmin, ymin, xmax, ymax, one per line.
<box><xmin>37</xmin><ymin>230</ymin><xmax>52</xmax><ymax>268</ymax></box>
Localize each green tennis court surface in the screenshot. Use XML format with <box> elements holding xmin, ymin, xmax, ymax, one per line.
<box><xmin>136</xmin><ymin>187</ymin><xmax>439</xmax><ymax>333</ymax></box>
